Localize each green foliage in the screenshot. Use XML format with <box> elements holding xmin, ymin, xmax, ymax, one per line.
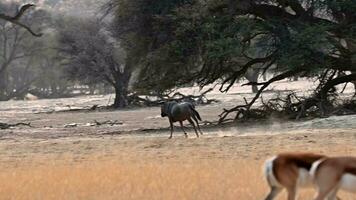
<box><xmin>112</xmin><ymin>0</ymin><xmax>198</xmax><ymax>92</ymax></box>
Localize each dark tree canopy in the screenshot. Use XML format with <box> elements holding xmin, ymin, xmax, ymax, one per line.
<box><xmin>109</xmin><ymin>0</ymin><xmax>197</xmax><ymax>93</ymax></box>
<box><xmin>58</xmin><ymin>18</ymin><xmax>131</xmax><ymax>108</ymax></box>
<box><xmin>111</xmin><ymin>0</ymin><xmax>356</xmax><ymax>119</ymax></box>
<box><xmin>113</xmin><ymin>0</ymin><xmax>355</xmax><ymax>81</ymax></box>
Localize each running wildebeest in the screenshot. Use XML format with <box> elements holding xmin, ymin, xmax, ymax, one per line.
<box><xmin>160</xmin><ymin>101</ymin><xmax>203</xmax><ymax>139</ymax></box>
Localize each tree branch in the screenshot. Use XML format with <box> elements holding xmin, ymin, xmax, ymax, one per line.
<box><xmin>219</xmin><ymin>52</ymin><xmax>276</xmax><ymax>92</ymax></box>
<box><xmin>275</xmin><ymin>0</ymin><xmax>305</xmax><ymax>16</ymax></box>
<box><xmin>0</xmin><ymin>4</ymin><xmax>42</xmax><ymax>37</ymax></box>
<box><xmin>319</xmin><ymin>73</ymin><xmax>356</xmax><ymax>100</ymax></box>
<box><xmin>219</xmin><ymin>68</ymin><xmax>303</xmax><ymax>123</ymax></box>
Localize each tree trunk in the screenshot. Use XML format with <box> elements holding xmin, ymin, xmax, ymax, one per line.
<box><xmin>112</xmin><ymin>69</ymin><xmax>131</xmax><ymax>108</ymax></box>
<box><xmin>89</xmin><ymin>85</ymin><xmax>96</xmax><ymax>95</ymax></box>
<box><xmin>262</xmin><ymin>72</ymin><xmax>267</xmax><ymax>81</ymax></box>
<box><xmin>245</xmin><ymin>68</ymin><xmax>259</xmax><ymax>93</ymax></box>
<box><xmin>319</xmin><ymin>73</ymin><xmax>356</xmax><ymax>115</ymax></box>
<box><xmin>320</xmin><ymin>73</ymin><xmax>356</xmax><ymax>101</ymax></box>
<box><xmin>0</xmin><ymin>71</ymin><xmax>9</xmax><ymax>101</ymax></box>
<box><xmin>113</xmin><ymin>86</ymin><xmax>128</xmax><ymax>108</ymax></box>
<box><xmin>293</xmin><ymin>75</ymin><xmax>298</xmax><ymax>81</ymax></box>
<box><xmin>251</xmin><ymin>83</ymin><xmax>258</xmax><ymax>93</ymax></box>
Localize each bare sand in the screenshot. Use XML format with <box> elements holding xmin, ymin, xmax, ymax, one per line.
<box><xmin>0</xmin><ymin>79</ymin><xmax>355</xmax><ymax>199</ymax></box>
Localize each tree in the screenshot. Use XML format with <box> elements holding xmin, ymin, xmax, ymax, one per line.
<box><xmin>112</xmin><ymin>0</ymin><xmax>356</xmax><ymax>120</ymax></box>
<box><xmin>108</xmin><ymin>0</ymin><xmax>197</xmax><ymax>94</ymax></box>
<box><xmin>0</xmin><ymin>2</ymin><xmax>48</xmax><ymax>100</ymax></box>
<box><xmin>30</xmin><ymin>44</ymin><xmax>73</xmax><ymax>98</ymax></box>
<box><xmin>58</xmin><ymin>18</ymin><xmax>131</xmax><ymax>108</ymax></box>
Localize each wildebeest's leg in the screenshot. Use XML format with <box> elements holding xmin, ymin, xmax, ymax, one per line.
<box><xmin>191</xmin><ymin>115</ymin><xmax>203</xmax><ymax>135</ymax></box>
<box><xmin>168</xmin><ymin>119</ymin><xmax>174</xmax><ymax>139</ymax></box>
<box><xmin>179</xmin><ymin>121</ymin><xmax>188</xmax><ymax>138</ymax></box>
<box><xmin>187</xmin><ymin>118</ymin><xmax>199</xmax><ymax>138</ymax></box>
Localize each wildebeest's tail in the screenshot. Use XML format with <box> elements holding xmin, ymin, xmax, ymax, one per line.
<box><xmin>188</xmin><ymin>104</ymin><xmax>202</xmax><ymax>121</ymax></box>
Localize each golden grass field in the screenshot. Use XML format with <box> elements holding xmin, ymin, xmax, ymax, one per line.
<box><xmin>0</xmin><ymin>128</ymin><xmax>356</xmax><ymax>200</ymax></box>
<box><xmin>0</xmin><ymin>157</ymin><xmax>354</xmax><ymax>200</ymax></box>
<box><xmin>0</xmin><ymin>159</ymin><xmax>262</xmax><ymax>200</ymax></box>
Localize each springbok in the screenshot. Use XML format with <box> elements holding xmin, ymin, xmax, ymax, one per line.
<box><xmin>311</xmin><ymin>156</ymin><xmax>356</xmax><ymax>200</ymax></box>
<box><xmin>264</xmin><ymin>152</ymin><xmax>326</xmax><ymax>200</ymax></box>
<box><xmin>160</xmin><ymin>101</ymin><xmax>203</xmax><ymax>139</ymax></box>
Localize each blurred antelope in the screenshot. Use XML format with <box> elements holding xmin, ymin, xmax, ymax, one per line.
<box><xmin>264</xmin><ymin>153</ymin><xmax>326</xmax><ymax>200</ymax></box>
<box><xmin>311</xmin><ymin>156</ymin><xmax>356</xmax><ymax>200</ymax></box>
<box><xmin>160</xmin><ymin>101</ymin><xmax>203</xmax><ymax>139</ymax></box>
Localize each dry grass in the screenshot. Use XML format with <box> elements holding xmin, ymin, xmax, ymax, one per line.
<box><xmin>0</xmin><ymin>158</ymin><xmax>354</xmax><ymax>200</ymax></box>
<box><xmin>0</xmin><ymin>159</ymin><xmax>261</xmax><ymax>200</ymax></box>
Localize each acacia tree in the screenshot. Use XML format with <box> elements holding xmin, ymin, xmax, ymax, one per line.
<box><xmin>113</xmin><ymin>0</ymin><xmax>356</xmax><ymax>120</ymax></box>
<box><xmin>58</xmin><ymin>18</ymin><xmax>131</xmax><ymax>108</ymax></box>
<box><xmin>107</xmin><ymin>0</ymin><xmax>198</xmax><ymax>94</ymax></box>
<box><xmin>200</xmin><ymin>0</ymin><xmax>356</xmax><ymax>119</ymax></box>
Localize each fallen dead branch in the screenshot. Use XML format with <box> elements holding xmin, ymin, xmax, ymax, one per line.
<box><xmin>93</xmin><ymin>120</ymin><xmax>123</xmax><ymax>126</ymax></box>
<box><xmin>0</xmin><ymin>122</ymin><xmax>32</xmax><ymax>129</ymax></box>
<box><xmin>219</xmin><ymin>69</ymin><xmax>356</xmax><ymax>123</ymax></box>
<box><xmin>219</xmin><ymin>91</ymin><xmax>356</xmax><ymax>123</ymax></box>
<box><xmin>63</xmin><ymin>120</ymin><xmax>123</xmax><ymax>128</ymax></box>
<box><xmin>36</xmin><ymin>105</ymin><xmax>101</xmax><ymax>114</ymax></box>
<box><xmin>219</xmin><ymin>69</ymin><xmax>302</xmax><ymax>123</ymax></box>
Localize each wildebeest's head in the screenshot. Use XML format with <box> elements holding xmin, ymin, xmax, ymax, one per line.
<box><xmin>160</xmin><ymin>101</ymin><xmax>176</xmax><ymax>117</ymax></box>
<box><xmin>161</xmin><ymin>103</ymin><xmax>167</xmax><ymax>117</ymax></box>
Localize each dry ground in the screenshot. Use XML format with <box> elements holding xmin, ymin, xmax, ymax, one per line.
<box><xmin>0</xmin><ymin>79</ymin><xmax>356</xmax><ymax>199</ymax></box>
<box><xmin>0</xmin><ymin>130</ymin><xmax>356</xmax><ymax>200</ymax></box>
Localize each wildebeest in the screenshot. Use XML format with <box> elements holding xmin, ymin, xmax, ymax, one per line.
<box><xmin>160</xmin><ymin>101</ymin><xmax>203</xmax><ymax>139</ymax></box>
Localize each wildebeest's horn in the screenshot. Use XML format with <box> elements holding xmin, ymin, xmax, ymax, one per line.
<box><xmin>157</xmin><ymin>101</ymin><xmax>165</xmax><ymax>105</ymax></box>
